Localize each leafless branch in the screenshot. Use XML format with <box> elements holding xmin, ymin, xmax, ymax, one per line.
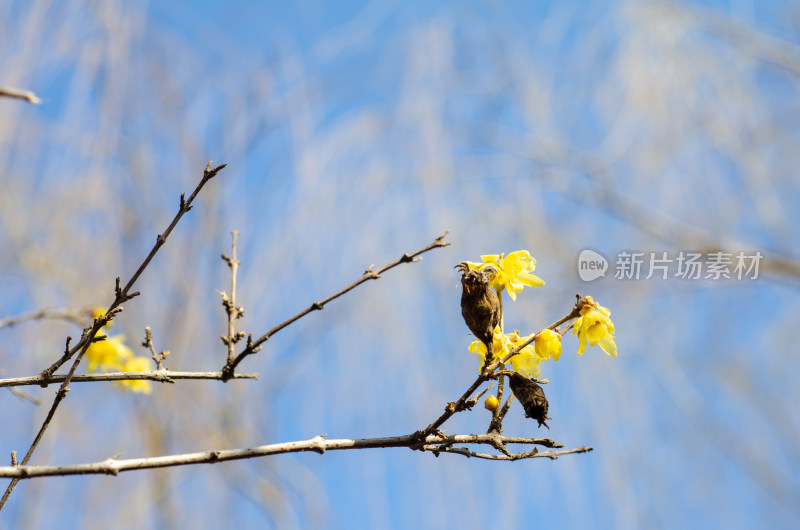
<box><xmin>0</xmin><ymin>86</ymin><xmax>41</xmax><ymax>104</ymax></box>
<box><xmin>221</xmin><ymin>230</ymin><xmax>451</xmax><ymax>380</ymax></box>
<box><xmin>142</xmin><ymin>327</ymin><xmax>170</xmax><ymax>370</ymax></box>
<box><xmin>220</xmin><ymin>231</ymin><xmax>245</xmax><ymax>364</ymax></box>
<box><xmin>0</xmin><ymin>308</ymin><xmax>87</xmax><ymax>329</ymax></box>
<box><xmin>0</xmin><ymin>370</ymin><xmax>257</xmax><ymax>389</ymax></box>
<box><xmin>0</xmin><ymin>433</ymin><xmax>589</xmax><ymax>480</ymax></box>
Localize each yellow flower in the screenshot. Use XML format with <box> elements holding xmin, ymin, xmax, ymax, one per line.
<box><xmin>505</xmin><ymin>330</ymin><xmax>542</xmax><ymax>379</ymax></box>
<box><xmin>86</xmin><ymin>335</ymin><xmax>133</xmax><ymax>372</ymax></box>
<box><xmin>484</xmin><ymin>395</ymin><xmax>500</xmax><ymax>411</ymax></box>
<box><xmin>464</xmin><ymin>250</ymin><xmax>545</xmax><ymax>300</ymax></box>
<box><xmin>469</xmin><ymin>326</ymin><xmax>510</xmax><ymax>364</ymax></box>
<box><xmin>114</xmin><ymin>356</ymin><xmax>153</xmax><ymax>394</ymax></box>
<box><xmin>573</xmin><ymin>298</ymin><xmax>617</xmax><ymax>357</ymax></box>
<box><xmin>469</xmin><ymin>328</ymin><xmax>543</xmax><ymax>379</ymax></box>
<box><xmin>85</xmin><ymin>334</ymin><xmax>152</xmax><ymax>394</ymax></box>
<box><xmin>535</xmin><ymin>329</ymin><xmax>563</xmax><ymax>361</ymax></box>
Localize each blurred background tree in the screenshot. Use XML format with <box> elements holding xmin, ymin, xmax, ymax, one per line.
<box><xmin>1</xmin><ymin>0</ymin><xmax>799</xmax><ymax>528</ymax></box>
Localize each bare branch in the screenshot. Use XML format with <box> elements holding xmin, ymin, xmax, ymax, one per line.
<box><xmin>0</xmin><ymin>433</ymin><xmax>589</xmax><ymax>480</ymax></box>
<box><xmin>221</xmin><ymin>231</ymin><xmax>244</xmax><ymax>364</ymax></box>
<box><xmin>221</xmin><ymin>230</ymin><xmax>451</xmax><ymax>380</ymax></box>
<box><xmin>0</xmin><ymin>86</ymin><xmax>41</xmax><ymax>104</ymax></box>
<box><xmin>0</xmin><ymin>370</ymin><xmax>257</xmax><ymax>389</ymax></box>
<box><xmin>0</xmin><ymin>308</ymin><xmax>87</xmax><ymax>329</ymax></box>
<box><xmin>142</xmin><ymin>327</ymin><xmax>170</xmax><ymax>370</ymax></box>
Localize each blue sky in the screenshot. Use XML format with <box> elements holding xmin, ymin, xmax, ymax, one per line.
<box><xmin>1</xmin><ymin>0</ymin><xmax>800</xmax><ymax>528</ymax></box>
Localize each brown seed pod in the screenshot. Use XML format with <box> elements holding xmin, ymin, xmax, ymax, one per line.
<box><xmin>456</xmin><ymin>262</ymin><xmax>501</xmax><ymax>360</ymax></box>
<box><xmin>508</xmin><ymin>373</ymin><xmax>550</xmax><ymax>428</ymax></box>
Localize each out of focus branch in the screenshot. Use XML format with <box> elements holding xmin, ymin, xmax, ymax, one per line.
<box><xmin>0</xmin><ymin>86</ymin><xmax>41</xmax><ymax>104</ymax></box>
<box><xmin>0</xmin><ymin>433</ymin><xmax>589</xmax><ymax>479</ymax></box>
<box><xmin>0</xmin><ymin>308</ymin><xmax>86</xmax><ymax>329</ymax></box>
<box><xmin>221</xmin><ymin>230</ymin><xmax>452</xmax><ymax>380</ymax></box>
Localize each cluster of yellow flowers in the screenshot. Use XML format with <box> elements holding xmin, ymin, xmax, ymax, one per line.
<box><xmin>465</xmin><ymin>251</ymin><xmax>617</xmax><ymax>377</ymax></box>
<box><xmin>86</xmin><ymin>309</ymin><xmax>152</xmax><ymax>394</ymax></box>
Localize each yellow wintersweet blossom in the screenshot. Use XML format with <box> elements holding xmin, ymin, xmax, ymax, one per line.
<box><xmin>469</xmin><ymin>328</ymin><xmax>544</xmax><ymax>379</ymax></box>
<box><xmin>114</xmin><ymin>356</ymin><xmax>153</xmax><ymax>394</ymax></box>
<box><xmin>85</xmin><ymin>334</ymin><xmax>152</xmax><ymax>394</ymax></box>
<box><xmin>86</xmin><ymin>335</ymin><xmax>134</xmax><ymax>372</ymax></box>
<box><xmin>573</xmin><ymin>297</ymin><xmax>617</xmax><ymax>357</ymax></box>
<box><xmin>465</xmin><ymin>250</ymin><xmax>545</xmax><ymax>300</ymax></box>
<box><xmin>534</xmin><ymin>329</ymin><xmax>563</xmax><ymax>361</ymax></box>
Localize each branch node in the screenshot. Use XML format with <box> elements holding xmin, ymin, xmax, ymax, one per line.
<box><xmin>311</xmin><ymin>435</ymin><xmax>327</xmax><ymax>454</ymax></box>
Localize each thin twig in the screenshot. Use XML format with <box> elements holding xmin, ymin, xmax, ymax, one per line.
<box><xmin>0</xmin><ymin>370</ymin><xmax>258</xmax><ymax>389</ymax></box>
<box><xmin>0</xmin><ymin>308</ymin><xmax>86</xmax><ymax>329</ymax></box>
<box><xmin>6</xmin><ymin>388</ymin><xmax>40</xmax><ymax>405</ymax></box>
<box><xmin>220</xmin><ymin>231</ymin><xmax>244</xmax><ymax>364</ymax></box>
<box><xmin>142</xmin><ymin>327</ymin><xmax>169</xmax><ymax>370</ymax></box>
<box><xmin>0</xmin><ymin>433</ymin><xmax>589</xmax><ymax>479</ymax></box>
<box><xmin>0</xmin><ymin>86</ymin><xmax>41</xmax><ymax>104</ymax></box>
<box><xmin>221</xmin><ymin>231</ymin><xmax>451</xmax><ymax>380</ymax></box>
<box><xmin>0</xmin><ymin>161</ymin><xmax>226</xmax><ymax>511</ymax></box>
<box><xmin>488</xmin><ymin>373</ymin><xmax>506</xmax><ymax>433</ymax></box>
<box><xmin>430</xmin><ymin>445</ymin><xmax>593</xmax><ymax>461</ymax></box>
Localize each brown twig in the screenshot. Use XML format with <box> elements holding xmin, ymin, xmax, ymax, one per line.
<box><xmin>0</xmin><ymin>370</ymin><xmax>257</xmax><ymax>388</ymax></box>
<box><xmin>220</xmin><ymin>231</ymin><xmax>245</xmax><ymax>364</ymax></box>
<box><xmin>0</xmin><ymin>433</ymin><xmax>589</xmax><ymax>479</ymax></box>
<box><xmin>0</xmin><ymin>161</ymin><xmax>226</xmax><ymax>511</ymax></box>
<box><xmin>221</xmin><ymin>230</ymin><xmax>451</xmax><ymax>380</ymax></box>
<box><xmin>430</xmin><ymin>444</ymin><xmax>593</xmax><ymax>461</ymax></box>
<box><xmin>142</xmin><ymin>327</ymin><xmax>169</xmax><ymax>370</ymax></box>
<box><xmin>0</xmin><ymin>308</ymin><xmax>87</xmax><ymax>329</ymax></box>
<box><xmin>0</xmin><ymin>86</ymin><xmax>41</xmax><ymax>104</ymax></box>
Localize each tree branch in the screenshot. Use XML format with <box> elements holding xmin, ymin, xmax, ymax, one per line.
<box><xmin>0</xmin><ymin>433</ymin><xmax>590</xmax><ymax>479</ymax></box>
<box><xmin>0</xmin><ymin>308</ymin><xmax>86</xmax><ymax>329</ymax></box>
<box><xmin>0</xmin><ymin>370</ymin><xmax>257</xmax><ymax>389</ymax></box>
<box><xmin>0</xmin><ymin>86</ymin><xmax>41</xmax><ymax>104</ymax></box>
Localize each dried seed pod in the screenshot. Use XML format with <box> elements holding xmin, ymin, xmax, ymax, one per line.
<box><xmin>456</xmin><ymin>262</ymin><xmax>501</xmax><ymax>360</ymax></box>
<box><xmin>508</xmin><ymin>373</ymin><xmax>550</xmax><ymax>428</ymax></box>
